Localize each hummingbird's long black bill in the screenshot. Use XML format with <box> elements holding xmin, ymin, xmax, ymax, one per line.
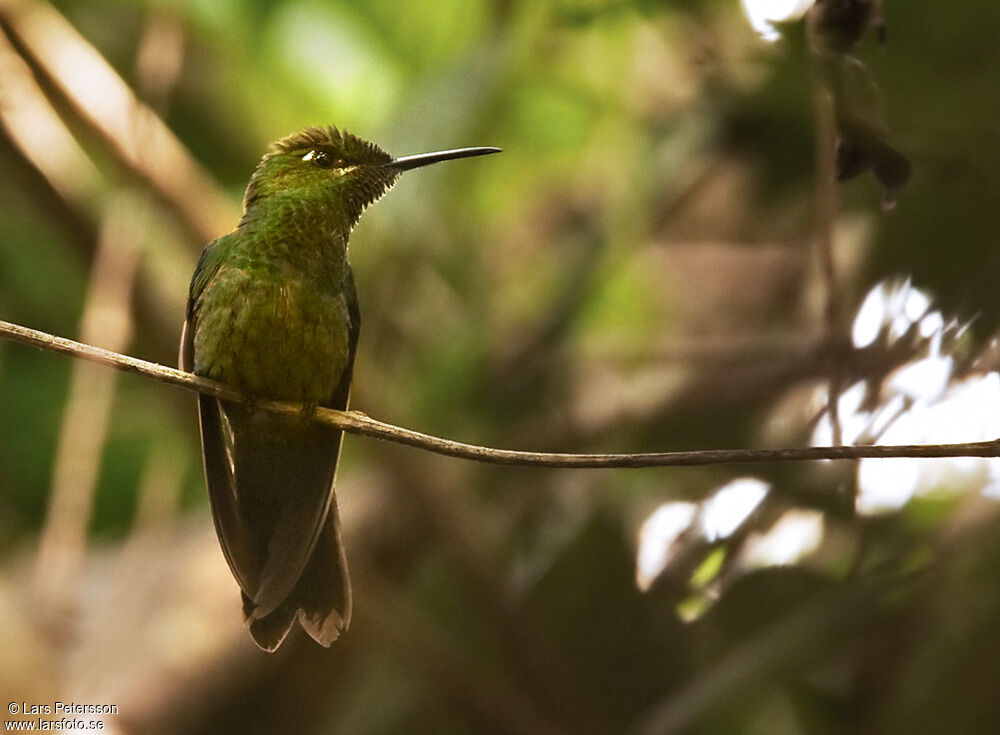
<box><xmin>387</xmin><ymin>147</ymin><xmax>501</xmax><ymax>171</ymax></box>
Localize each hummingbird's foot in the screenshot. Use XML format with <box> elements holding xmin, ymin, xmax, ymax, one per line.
<box><xmin>299</xmin><ymin>401</ymin><xmax>319</xmax><ymax>420</ymax></box>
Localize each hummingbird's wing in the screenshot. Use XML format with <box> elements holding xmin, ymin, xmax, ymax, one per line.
<box><xmin>182</xmin><ymin>241</ymin><xmax>264</xmax><ymax>596</ymax></box>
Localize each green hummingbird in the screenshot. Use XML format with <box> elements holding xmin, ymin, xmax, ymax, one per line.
<box><xmin>181</xmin><ymin>126</ymin><xmax>499</xmax><ymax>651</ymax></box>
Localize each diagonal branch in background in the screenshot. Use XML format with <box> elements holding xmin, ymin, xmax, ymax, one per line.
<box><xmin>33</xmin><ymin>195</ymin><xmax>144</xmax><ymax>636</ymax></box>
<box><xmin>0</xmin><ymin>0</ymin><xmax>237</xmax><ymax>245</ymax></box>
<box><xmin>33</xmin><ymin>10</ymin><xmax>189</xmax><ymax>644</ymax></box>
<box><xmin>3</xmin><ymin>318</ymin><xmax>1000</xmax><ymax>468</ymax></box>
<box><xmin>0</xmin><ymin>24</ymin><xmax>101</xmax><ymax>207</ymax></box>
<box><xmin>0</xmin><ymin>3</ymin><xmax>216</xmax><ymax>359</ymax></box>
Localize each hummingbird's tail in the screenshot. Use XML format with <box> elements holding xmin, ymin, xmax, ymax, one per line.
<box><xmin>242</xmin><ymin>496</ymin><xmax>352</xmax><ymax>651</ymax></box>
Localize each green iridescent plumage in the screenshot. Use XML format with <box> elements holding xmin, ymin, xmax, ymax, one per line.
<box><xmin>182</xmin><ymin>125</ymin><xmax>499</xmax><ymax>651</ymax></box>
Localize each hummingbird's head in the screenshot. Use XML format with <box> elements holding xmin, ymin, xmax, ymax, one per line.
<box><xmin>241</xmin><ymin>125</ymin><xmax>500</xmax><ymax>229</ymax></box>
<box><xmin>242</xmin><ymin>126</ymin><xmax>397</xmax><ymax>227</ymax></box>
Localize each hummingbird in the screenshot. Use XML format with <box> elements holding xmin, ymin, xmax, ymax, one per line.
<box><xmin>180</xmin><ymin>126</ymin><xmax>499</xmax><ymax>651</ymax></box>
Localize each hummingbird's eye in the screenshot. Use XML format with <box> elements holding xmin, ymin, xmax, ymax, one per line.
<box><xmin>302</xmin><ymin>149</ymin><xmax>335</xmax><ymax>168</ymax></box>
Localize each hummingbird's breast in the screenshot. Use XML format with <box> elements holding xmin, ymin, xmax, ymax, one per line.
<box><xmin>192</xmin><ymin>263</ymin><xmax>353</xmax><ymax>403</ymax></box>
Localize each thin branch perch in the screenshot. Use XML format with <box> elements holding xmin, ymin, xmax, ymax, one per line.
<box><xmin>2</xmin><ymin>318</ymin><xmax>999</xmax><ymax>468</ymax></box>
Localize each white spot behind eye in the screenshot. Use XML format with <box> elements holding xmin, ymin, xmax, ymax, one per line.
<box><xmin>302</xmin><ymin>149</ymin><xmax>338</xmax><ymax>169</ymax></box>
